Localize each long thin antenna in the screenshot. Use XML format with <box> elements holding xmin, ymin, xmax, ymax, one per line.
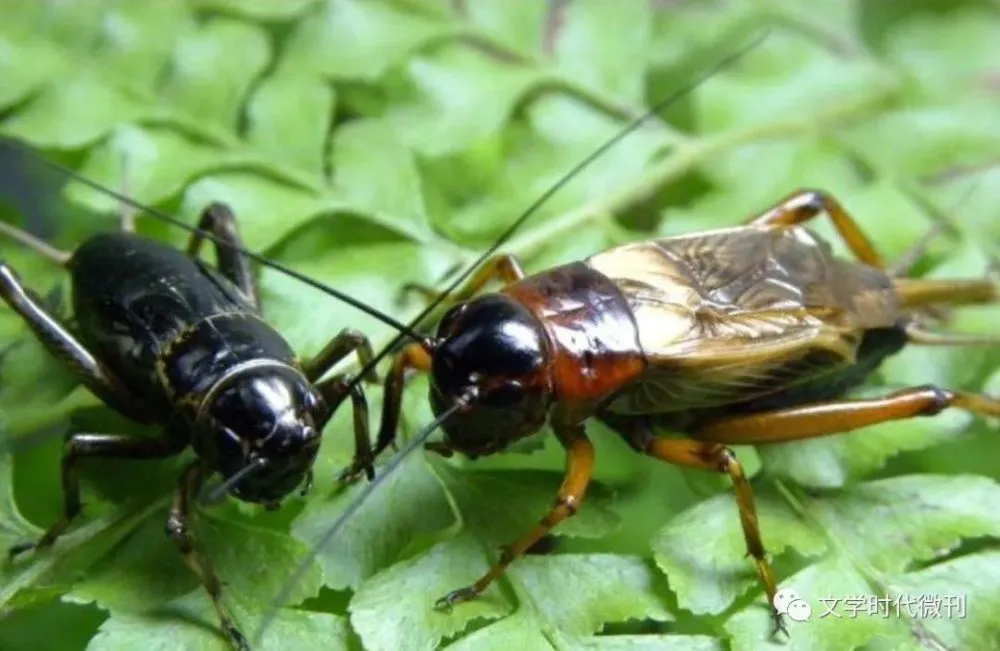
<box><xmin>255</xmin><ymin>29</ymin><xmax>770</xmax><ymax>643</ymax></box>
<box><xmin>251</xmin><ymin>398</ymin><xmax>467</xmax><ymax>645</ymax></box>
<box><xmin>198</xmin><ymin>456</ymin><xmax>268</xmax><ymax>505</ymax></box>
<box><xmin>338</xmin><ymin>31</ymin><xmax>771</xmax><ymax>404</ymax></box>
<box><xmin>0</xmin><ymin>138</ymin><xmax>429</xmax><ymax>345</ymax></box>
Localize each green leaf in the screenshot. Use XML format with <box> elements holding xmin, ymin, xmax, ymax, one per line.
<box><xmin>0</xmin><ymin>36</ymin><xmax>67</xmax><ymax>110</ymax></box>
<box><xmin>329</xmin><ymin>118</ymin><xmax>432</xmax><ymax>240</ymax></box>
<box><xmin>70</xmin><ymin>511</ymin><xmax>339</xmax><ymax>650</ymax></box>
<box><xmin>281</xmin><ymin>0</ymin><xmax>451</xmax><ymax>80</ymax></box>
<box><xmin>653</xmin><ymin>486</ymin><xmax>827</xmax><ymax>616</ymax></box>
<box><xmin>89</xmin><ymin>608</ymin><xmax>351</xmax><ymax>651</ymax></box>
<box><xmin>553</xmin><ymin>0</ymin><xmax>652</xmax><ymax>105</ymax></box>
<box><xmin>724</xmin><ymin>554</ymin><xmax>891</xmax><ymax>651</ymax></box>
<box><xmin>810</xmin><ymin>475</ymin><xmax>1000</xmax><ymax>574</ymax></box>
<box><xmin>839</xmin><ymin>106</ymin><xmax>1000</xmax><ymax>179</ymax></box>
<box><xmin>245</xmin><ymin>73</ymin><xmax>334</xmax><ymax>179</ymax></box>
<box><xmin>0</xmin><ymin>454</ymin><xmax>36</xmax><ymax>557</ymax></box>
<box><xmin>292</xmin><ymin>452</ymin><xmax>453</xmax><ymax>591</ymax></box>
<box><xmin>189</xmin><ymin>0</ymin><xmax>316</xmax><ymax>21</ymax></box>
<box><xmin>887</xmin><ymin>550</ymin><xmax>1000</xmax><ymax>648</ymax></box>
<box><xmin>65</xmin><ymin>126</ymin><xmax>229</xmax><ymax>214</ymax></box>
<box><xmin>349</xmin><ymin>536</ymin><xmax>511</xmax><ymax>651</ymax></box>
<box><xmin>157</xmin><ymin>18</ymin><xmax>271</xmax><ymax>133</ymax></box>
<box><xmin>881</xmin><ymin>7</ymin><xmax>1000</xmax><ymax>106</ymax></box>
<box><xmin>0</xmin><ymin>74</ymin><xmax>145</xmax><ymax>148</ymax></box>
<box><xmin>510</xmin><ymin>554</ymin><xmax>672</xmax><ymax>636</ymax></box>
<box><xmin>461</xmin><ymin>0</ymin><xmax>550</xmax><ymax>57</ymax></box>
<box><xmin>2</xmin><ymin>2</ymin><xmax>1000</xmax><ymax>649</ymax></box>
<box><xmin>384</xmin><ymin>45</ymin><xmax>543</xmax><ymax>156</ymax></box>
<box><xmin>574</xmin><ymin>636</ymin><xmax>723</xmax><ymax>651</ymax></box>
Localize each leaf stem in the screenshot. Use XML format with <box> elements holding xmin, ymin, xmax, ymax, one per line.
<box><xmin>504</xmin><ymin>82</ymin><xmax>895</xmax><ymax>259</ymax></box>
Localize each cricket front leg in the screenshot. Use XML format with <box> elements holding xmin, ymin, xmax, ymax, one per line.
<box><xmin>166</xmin><ymin>462</ymin><xmax>248</xmax><ymax>651</ymax></box>
<box><xmin>435</xmin><ymin>423</ymin><xmax>594</xmax><ymax>610</ymax></box>
<box><xmin>335</xmin><ymin>343</ymin><xmax>432</xmax><ymax>484</ymax></box>
<box><xmin>9</xmin><ymin>432</ymin><xmax>187</xmax><ymax>557</ymax></box>
<box><xmin>315</xmin><ymin>373</ymin><xmax>374</xmax><ymax>484</ymax></box>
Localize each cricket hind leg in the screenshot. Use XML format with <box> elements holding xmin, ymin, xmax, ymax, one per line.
<box><xmin>435</xmin><ymin>423</ymin><xmax>595</xmax><ymax>610</ymax></box>
<box><xmin>9</xmin><ymin>432</ymin><xmax>188</xmax><ymax>557</ymax></box>
<box><xmin>185</xmin><ymin>203</ymin><xmax>259</xmax><ymax>308</ymax></box>
<box><xmin>605</xmin><ymin>415</ymin><xmax>786</xmax><ymax>638</ymax></box>
<box><xmin>692</xmin><ymin>385</ymin><xmax>1000</xmax><ymax>446</ymax></box>
<box><xmin>0</xmin><ymin>261</ymin><xmax>152</xmax><ymax>422</ymax></box>
<box><xmin>167</xmin><ymin>461</ymin><xmax>249</xmax><ymax>651</ymax></box>
<box><xmin>747</xmin><ymin>189</ymin><xmax>885</xmax><ymax>268</ymax></box>
<box><xmin>893</xmin><ymin>275</ymin><xmax>1000</xmax><ymax>345</ymax></box>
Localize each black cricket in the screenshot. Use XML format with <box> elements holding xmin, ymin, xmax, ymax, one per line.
<box><xmin>0</xmin><ymin>199</ymin><xmax>387</xmax><ymax>650</ymax></box>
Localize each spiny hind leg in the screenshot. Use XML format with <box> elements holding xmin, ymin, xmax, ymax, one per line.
<box><xmin>9</xmin><ymin>433</ymin><xmax>187</xmax><ymax>557</ymax></box>
<box><xmin>166</xmin><ymin>462</ymin><xmax>248</xmax><ymax>651</ymax></box>
<box><xmin>186</xmin><ymin>203</ymin><xmax>258</xmax><ymax>308</ymax></box>
<box><xmin>436</xmin><ymin>424</ymin><xmax>594</xmax><ymax>610</ymax></box>
<box><xmin>692</xmin><ymin>385</ymin><xmax>1000</xmax><ymax>446</ymax></box>
<box><xmin>0</xmin><ymin>262</ymin><xmax>151</xmax><ymax>421</ymax></box>
<box><xmin>398</xmin><ymin>253</ymin><xmax>526</xmax><ymax>308</ymax></box>
<box><xmin>748</xmin><ymin>189</ymin><xmax>885</xmax><ymax>268</ymax></box>
<box><xmin>336</xmin><ymin>343</ymin><xmax>432</xmax><ymax>484</ymax></box>
<box><xmin>619</xmin><ymin>423</ymin><xmax>785</xmax><ymax>638</ymax></box>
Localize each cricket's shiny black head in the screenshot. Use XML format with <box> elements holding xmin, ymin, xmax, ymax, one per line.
<box><xmin>429</xmin><ymin>294</ymin><xmax>553</xmax><ymax>456</ymax></box>
<box><xmin>204</xmin><ymin>368</ymin><xmax>324</xmax><ymax>504</ymax></box>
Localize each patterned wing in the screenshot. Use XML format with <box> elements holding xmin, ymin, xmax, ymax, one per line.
<box><xmin>585</xmin><ymin>225</ymin><xmax>901</xmax><ymax>413</ymax></box>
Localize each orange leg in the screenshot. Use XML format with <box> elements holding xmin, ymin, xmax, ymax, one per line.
<box><xmin>336</xmin><ymin>343</ymin><xmax>432</xmax><ymax>483</ymax></box>
<box><xmin>435</xmin><ymin>424</ymin><xmax>594</xmax><ymax>610</ymax></box>
<box><xmin>693</xmin><ymin>385</ymin><xmax>1000</xmax><ymax>445</ymax></box>
<box><xmin>399</xmin><ymin>253</ymin><xmax>526</xmax><ymax>307</ymax></box>
<box><xmin>748</xmin><ymin>189</ymin><xmax>885</xmax><ymax>269</ymax></box>
<box><xmin>893</xmin><ymin>277</ymin><xmax>997</xmax><ymax>312</ymax></box>
<box><xmin>619</xmin><ymin>424</ymin><xmax>784</xmax><ymax>637</ymax></box>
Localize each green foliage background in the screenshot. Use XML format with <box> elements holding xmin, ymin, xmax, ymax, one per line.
<box><xmin>1</xmin><ymin>1</ymin><xmax>1000</xmax><ymax>649</ymax></box>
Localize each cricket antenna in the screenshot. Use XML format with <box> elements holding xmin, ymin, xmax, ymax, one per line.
<box><xmin>332</xmin><ymin>30</ymin><xmax>771</xmax><ymax>416</ymax></box>
<box><xmin>254</xmin><ymin>28</ymin><xmax>770</xmax><ymax>642</ymax></box>
<box><xmin>251</xmin><ymin>397</ymin><xmax>469</xmax><ymax>645</ymax></box>
<box><xmin>198</xmin><ymin>456</ymin><xmax>269</xmax><ymax>506</ymax></box>
<box><xmin>0</xmin><ymin>137</ymin><xmax>430</xmax><ymax>347</ymax></box>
